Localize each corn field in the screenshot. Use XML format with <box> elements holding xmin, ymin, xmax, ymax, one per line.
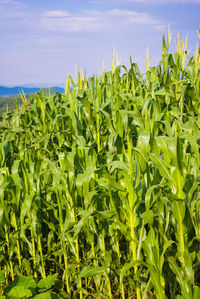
<box><xmin>0</xmin><ymin>30</ymin><xmax>200</xmax><ymax>298</ymax></box>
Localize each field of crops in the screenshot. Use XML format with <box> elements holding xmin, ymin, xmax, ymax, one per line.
<box><xmin>0</xmin><ymin>31</ymin><xmax>200</xmax><ymax>298</ymax></box>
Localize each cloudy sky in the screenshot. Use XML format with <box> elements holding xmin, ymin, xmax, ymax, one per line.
<box><xmin>0</xmin><ymin>0</ymin><xmax>199</xmax><ymax>86</ymax></box>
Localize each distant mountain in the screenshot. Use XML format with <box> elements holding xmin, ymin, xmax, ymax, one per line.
<box><xmin>0</xmin><ymin>86</ymin><xmax>65</xmax><ymax>97</ymax></box>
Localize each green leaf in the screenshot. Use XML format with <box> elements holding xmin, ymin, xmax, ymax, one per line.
<box><xmin>160</xmin><ymin>240</ymin><xmax>174</xmax><ymax>270</ymax></box>
<box><xmin>80</xmin><ymin>266</ymin><xmax>107</xmax><ymax>278</ymax></box>
<box><xmin>150</xmin><ymin>153</ymin><xmax>171</xmax><ymax>180</ymax></box>
<box><xmin>37</xmin><ymin>274</ymin><xmax>58</xmax><ymax>290</ymax></box>
<box><xmin>194</xmin><ymin>286</ymin><xmax>200</xmax><ymax>299</ymax></box>
<box><xmin>58</xmin><ymin>153</ymin><xmax>73</xmax><ymax>172</ymax></box>
<box><xmin>73</xmin><ymin>209</ymin><xmax>94</xmax><ymax>238</ymax></box>
<box><xmin>97</xmin><ymin>210</ymin><xmax>116</xmax><ymax>220</ymax></box>
<box><xmin>5</xmin><ymin>276</ymin><xmax>36</xmax><ymax>296</ymax></box>
<box><xmin>147</xmin><ymin>263</ymin><xmax>165</xmax><ymax>299</ymax></box>
<box><xmin>141</xmin><ymin>209</ymin><xmax>154</xmax><ymax>225</ymax></box>
<box><xmin>136</xmin><ymin>131</ymin><xmax>150</xmax><ymax>171</ymax></box>
<box><xmin>168</xmin><ymin>257</ymin><xmax>184</xmax><ymax>286</ymax></box>
<box><xmin>33</xmin><ymin>290</ymin><xmax>62</xmax><ymax>299</ymax></box>
<box><xmin>154</xmin><ymin>136</ymin><xmax>171</xmax><ymax>166</ymax></box>
<box><xmin>32</xmin><ymin>291</ymin><xmax>52</xmax><ymax>299</ymax></box>
<box><xmin>150</xmin><ymin>153</ymin><xmax>176</xmax><ymax>193</ymax></box>
<box><xmin>0</xmin><ymin>270</ymin><xmax>5</xmax><ymax>285</ymax></box>
<box><xmin>155</xmin><ymin>88</ymin><xmax>172</xmax><ymax>97</ymax></box>
<box><xmin>120</xmin><ymin>261</ymin><xmax>139</xmax><ymax>284</ymax></box>
<box><xmin>109</xmin><ymin>160</ymin><xmax>129</xmax><ymax>173</ymax></box>
<box><xmin>6</xmin><ymin>286</ymin><xmax>32</xmax><ymax>298</ymax></box>
<box><xmin>121</xmin><ymin>260</ymin><xmax>165</xmax><ymax>297</ymax></box>
<box><xmin>76</xmin><ymin>168</ymin><xmax>94</xmax><ymax>187</ymax></box>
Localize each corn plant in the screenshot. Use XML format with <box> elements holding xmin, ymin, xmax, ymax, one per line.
<box><xmin>0</xmin><ymin>29</ymin><xmax>200</xmax><ymax>298</ymax></box>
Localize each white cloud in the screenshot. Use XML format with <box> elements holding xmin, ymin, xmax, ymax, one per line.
<box><xmin>0</xmin><ymin>3</ymin><xmax>164</xmax><ymax>33</ymax></box>
<box><xmin>41</xmin><ymin>11</ymin><xmax>100</xmax><ymax>32</ymax></box>
<box><xmin>40</xmin><ymin>9</ymin><xmax>162</xmax><ymax>33</ymax></box>
<box><xmin>0</xmin><ymin>0</ymin><xmax>24</xmax><ymax>5</ymax></box>
<box><xmin>0</xmin><ymin>0</ymin><xmax>27</xmax><ymax>20</ymax></box>
<box><xmin>43</xmin><ymin>10</ymin><xmax>71</xmax><ymax>18</ymax></box>
<box><xmin>110</xmin><ymin>9</ymin><xmax>158</xmax><ymax>24</ymax></box>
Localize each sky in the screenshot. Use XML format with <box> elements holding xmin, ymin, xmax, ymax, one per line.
<box><xmin>0</xmin><ymin>0</ymin><xmax>199</xmax><ymax>86</ymax></box>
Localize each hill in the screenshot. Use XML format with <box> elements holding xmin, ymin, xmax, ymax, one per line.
<box><xmin>0</xmin><ymin>85</ymin><xmax>64</xmax><ymax>97</ymax></box>
<box><xmin>0</xmin><ymin>87</ymin><xmax>65</xmax><ymax>115</ymax></box>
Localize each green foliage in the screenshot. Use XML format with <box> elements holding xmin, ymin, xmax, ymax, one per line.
<box><xmin>0</xmin><ymin>272</ymin><xmax>64</xmax><ymax>298</ymax></box>
<box><xmin>0</xmin><ymin>30</ymin><xmax>200</xmax><ymax>298</ymax></box>
<box><xmin>0</xmin><ymin>89</ymin><xmax>62</xmax><ymax>115</ymax></box>
<box><xmin>0</xmin><ymin>95</ymin><xmax>23</xmax><ymax>115</ymax></box>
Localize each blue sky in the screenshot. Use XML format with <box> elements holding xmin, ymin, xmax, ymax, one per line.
<box><xmin>0</xmin><ymin>0</ymin><xmax>199</xmax><ymax>86</ymax></box>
